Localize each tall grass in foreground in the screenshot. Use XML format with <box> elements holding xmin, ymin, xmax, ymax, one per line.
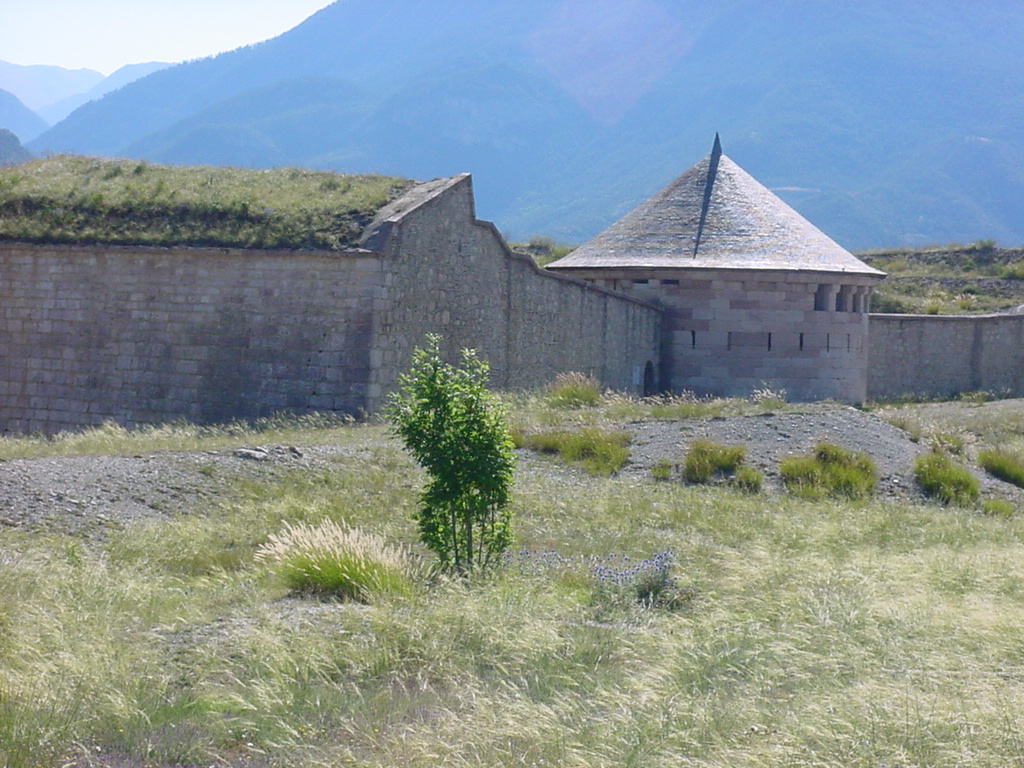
<box><xmin>7</xmin><ymin>413</ymin><xmax>1024</xmax><ymax>765</ymax></box>
<box><xmin>256</xmin><ymin>520</ymin><xmax>416</xmax><ymax>600</ymax></box>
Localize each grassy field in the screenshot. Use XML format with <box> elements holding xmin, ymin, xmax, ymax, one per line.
<box><xmin>3</xmin><ymin>394</ymin><xmax>1024</xmax><ymax>767</ymax></box>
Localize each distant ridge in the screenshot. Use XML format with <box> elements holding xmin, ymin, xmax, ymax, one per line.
<box><xmin>0</xmin><ymin>60</ymin><xmax>103</xmax><ymax>112</ymax></box>
<box><xmin>38</xmin><ymin>62</ymin><xmax>171</xmax><ymax>124</ymax></box>
<box><xmin>0</xmin><ymin>87</ymin><xmax>48</xmax><ymax>143</ymax></box>
<box><xmin>25</xmin><ymin>1</ymin><xmax>1024</xmax><ymax>250</ymax></box>
<box><xmin>0</xmin><ymin>129</ymin><xmax>32</xmax><ymax>166</ymax></box>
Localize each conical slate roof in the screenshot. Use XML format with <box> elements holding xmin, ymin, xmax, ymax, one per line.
<box><xmin>549</xmin><ymin>137</ymin><xmax>883</xmax><ymax>276</ymax></box>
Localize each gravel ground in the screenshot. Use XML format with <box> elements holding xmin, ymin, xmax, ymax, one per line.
<box><xmin>620</xmin><ymin>403</ymin><xmax>1024</xmax><ymax>504</ymax></box>
<box><xmin>0</xmin><ymin>444</ymin><xmax>364</xmax><ymax>539</ymax></box>
<box><xmin>2</xmin><ymin>404</ymin><xmax>1021</xmax><ymax>541</ymax></box>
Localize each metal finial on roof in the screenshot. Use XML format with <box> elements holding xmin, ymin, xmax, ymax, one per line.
<box><xmin>693</xmin><ymin>133</ymin><xmax>723</xmax><ymax>257</ymax></box>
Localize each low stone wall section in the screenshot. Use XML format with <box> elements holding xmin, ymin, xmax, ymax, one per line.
<box><xmin>868</xmin><ymin>312</ymin><xmax>1024</xmax><ymax>400</ymax></box>
<box><xmin>0</xmin><ymin>243</ymin><xmax>384</xmax><ymax>433</ymax></box>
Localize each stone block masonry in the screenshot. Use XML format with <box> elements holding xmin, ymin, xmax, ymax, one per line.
<box><xmin>638</xmin><ymin>271</ymin><xmax>875</xmax><ymax>402</ymax></box>
<box><xmin>19</xmin><ymin>162</ymin><xmax>1017</xmax><ymax>432</ymax></box>
<box><xmin>362</xmin><ymin>174</ymin><xmax>661</xmax><ymax>414</ymax></box>
<box><xmin>868</xmin><ymin>313</ymin><xmax>1024</xmax><ymax>400</ymax></box>
<box><xmin>0</xmin><ymin>242</ymin><xmax>383</xmax><ymax>433</ymax></box>
<box><xmin>0</xmin><ymin>173</ymin><xmax>661</xmax><ymax>434</ymax></box>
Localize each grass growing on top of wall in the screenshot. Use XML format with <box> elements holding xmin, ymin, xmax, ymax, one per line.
<box><xmin>0</xmin><ymin>155</ymin><xmax>414</xmax><ymax>250</ymax></box>
<box><xmin>7</xmin><ymin>404</ymin><xmax>1024</xmax><ymax>766</ymax></box>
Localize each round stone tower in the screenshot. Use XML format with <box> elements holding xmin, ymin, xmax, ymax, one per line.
<box><xmin>547</xmin><ymin>136</ymin><xmax>885</xmax><ymax>402</ymax></box>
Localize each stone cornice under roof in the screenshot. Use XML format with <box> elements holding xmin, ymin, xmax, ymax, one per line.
<box><xmin>548</xmin><ymin>144</ymin><xmax>885</xmax><ymax>278</ymax></box>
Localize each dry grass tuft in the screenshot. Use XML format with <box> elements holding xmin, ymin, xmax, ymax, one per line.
<box><xmin>256</xmin><ymin>519</ymin><xmax>417</xmax><ymax>601</ymax></box>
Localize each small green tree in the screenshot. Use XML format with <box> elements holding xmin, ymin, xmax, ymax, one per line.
<box><xmin>388</xmin><ymin>336</ymin><xmax>515</xmax><ymax>573</ymax></box>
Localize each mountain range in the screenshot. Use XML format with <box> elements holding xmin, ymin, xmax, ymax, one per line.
<box><xmin>16</xmin><ymin>1</ymin><xmax>1024</xmax><ymax>249</ymax></box>
<box><xmin>0</xmin><ymin>87</ymin><xmax>47</xmax><ymax>143</ymax></box>
<box><xmin>0</xmin><ymin>61</ymin><xmax>172</xmax><ymax>142</ymax></box>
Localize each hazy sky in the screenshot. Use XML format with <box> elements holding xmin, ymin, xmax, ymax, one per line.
<box><xmin>1</xmin><ymin>0</ymin><xmax>335</xmax><ymax>75</ymax></box>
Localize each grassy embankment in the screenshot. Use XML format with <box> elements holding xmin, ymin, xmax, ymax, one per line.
<box><xmin>2</xmin><ymin>391</ymin><xmax>1024</xmax><ymax>767</ymax></box>
<box><xmin>0</xmin><ymin>155</ymin><xmax>413</xmax><ymax>250</ymax></box>
<box><xmin>861</xmin><ymin>240</ymin><xmax>1024</xmax><ymax>315</ymax></box>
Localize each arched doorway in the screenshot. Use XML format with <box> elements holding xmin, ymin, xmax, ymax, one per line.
<box><xmin>642</xmin><ymin>360</ymin><xmax>657</xmax><ymax>397</ymax></box>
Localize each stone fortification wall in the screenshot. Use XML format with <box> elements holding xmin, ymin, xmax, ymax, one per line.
<box><xmin>504</xmin><ymin>255</ymin><xmax>661</xmax><ymax>394</ymax></box>
<box><xmin>606</xmin><ymin>270</ymin><xmax>876</xmax><ymax>402</ymax></box>
<box><xmin>868</xmin><ymin>313</ymin><xmax>1024</xmax><ymax>400</ymax></box>
<box><xmin>0</xmin><ymin>175</ymin><xmax>660</xmax><ymax>434</ymax></box>
<box><xmin>364</xmin><ymin>175</ymin><xmax>661</xmax><ymax>411</ymax></box>
<box><xmin>0</xmin><ymin>243</ymin><xmax>383</xmax><ymax>434</ymax></box>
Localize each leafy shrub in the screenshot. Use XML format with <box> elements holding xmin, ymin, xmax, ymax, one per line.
<box><xmin>683</xmin><ymin>440</ymin><xmax>747</xmax><ymax>483</ymax></box>
<box><xmin>979</xmin><ymin>448</ymin><xmax>1024</xmax><ymax>489</ymax></box>
<box><xmin>520</xmin><ymin>427</ymin><xmax>630</xmax><ymax>475</ymax></box>
<box><xmin>256</xmin><ymin>520</ymin><xmax>415</xmax><ymax>601</ymax></box>
<box><xmin>780</xmin><ymin>442</ymin><xmax>878</xmax><ymax>499</ymax></box>
<box><xmin>999</xmin><ymin>261</ymin><xmax>1024</xmax><ymax>280</ymax></box>
<box><xmin>388</xmin><ymin>336</ymin><xmax>516</xmax><ymax>573</ymax></box>
<box><xmin>982</xmin><ymin>498</ymin><xmax>1016</xmax><ymax>518</ymax></box>
<box><xmin>914</xmin><ymin>451</ymin><xmax>980</xmax><ymax>506</ymax></box>
<box><xmin>731</xmin><ymin>465</ymin><xmax>764</xmax><ymax>494</ymax></box>
<box><xmin>545</xmin><ymin>371</ymin><xmax>602</xmax><ymax>409</ymax></box>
